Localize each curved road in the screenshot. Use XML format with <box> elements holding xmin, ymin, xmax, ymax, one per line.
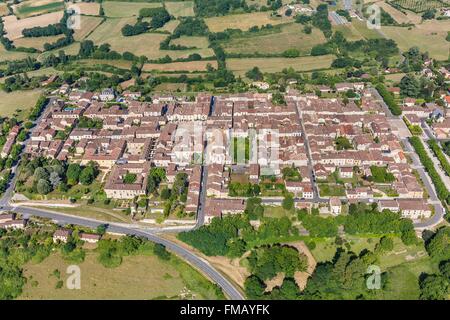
<box><xmin>4</xmin><ymin>204</ymin><xmax>244</xmax><ymax>300</ymax></box>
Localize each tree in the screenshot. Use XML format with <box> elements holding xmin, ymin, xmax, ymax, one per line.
<box><xmin>227</xmin><ymin>238</ymin><xmax>247</xmax><ymax>258</ymax></box>
<box><xmin>282</xmin><ymin>194</ymin><xmax>294</xmax><ymax>210</ymax></box>
<box><xmin>153</xmin><ymin>243</ymin><xmax>171</xmax><ymax>260</ymax></box>
<box><xmin>419</xmin><ymin>274</ymin><xmax>449</xmax><ymax>300</ymax></box>
<box><xmin>425</xmin><ymin>227</ymin><xmax>450</xmax><ymax>261</ymax></box>
<box><xmin>245</xmin><ymin>67</ymin><xmax>264</xmax><ymax>81</ymax></box>
<box><xmin>79</xmin><ymin>165</ymin><xmax>96</xmax><ymax>185</ymax></box>
<box><xmin>400</xmin><ymin>74</ymin><xmax>420</xmax><ymax>97</ymax></box>
<box><xmin>244</xmin><ymin>275</ymin><xmax>266</xmax><ymax>299</ymax></box>
<box><xmin>49</xmin><ymin>171</ymin><xmax>61</xmax><ymax>188</ymax></box>
<box><xmin>34</xmin><ymin>167</ymin><xmax>49</xmax><ymax>181</ymax></box>
<box><xmin>375</xmin><ymin>236</ymin><xmax>394</xmax><ymax>254</ymax></box>
<box><xmin>66</xmin><ymin>163</ymin><xmax>82</xmax><ymax>185</ymax></box>
<box><xmin>37</xmin><ymin>179</ymin><xmax>52</xmax><ymax>195</ymax></box>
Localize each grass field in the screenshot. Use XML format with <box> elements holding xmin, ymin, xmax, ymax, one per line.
<box><xmin>309</xmin><ymin>235</ymin><xmax>437</xmax><ymax>299</ymax></box>
<box><xmin>0</xmin><ymin>45</ymin><xmax>36</xmax><ymax>62</ymax></box>
<box><xmin>351</xmin><ymin>20</ymin><xmax>383</xmax><ymax>39</ymax></box>
<box><xmin>19</xmin><ymin>251</ymin><xmax>222</xmax><ymax>300</ymax></box>
<box><xmin>143</xmin><ymin>60</ymin><xmax>217</xmax><ymax>72</ymax></box>
<box><xmin>205</xmin><ymin>11</ymin><xmax>291</xmax><ymax>32</ymax></box>
<box><xmin>383</xmin><ymin>20</ymin><xmax>450</xmax><ymax>60</ymax></box>
<box><xmin>223</xmin><ymin>23</ymin><xmax>326</xmax><ymax>55</ymax></box>
<box><xmin>102</xmin><ymin>1</ymin><xmax>162</xmax><ymax>17</ymax></box>
<box><xmin>13</xmin><ymin>0</ymin><xmax>64</xmax><ymax>19</ymax></box>
<box><xmin>157</xmin><ymin>19</ymin><xmax>180</xmax><ymax>33</ymax></box>
<box><xmin>226</xmin><ymin>55</ymin><xmax>335</xmax><ymax>76</ymax></box>
<box><xmin>87</xmin><ymin>18</ymin><xmax>214</xmax><ymax>59</ymax></box>
<box><xmin>165</xmin><ymin>1</ymin><xmax>195</xmax><ymax>17</ymax></box>
<box><xmin>73</xmin><ymin>16</ymin><xmax>105</xmax><ymax>41</ymax></box>
<box><xmin>3</xmin><ymin>11</ymin><xmax>64</xmax><ymax>40</ymax></box>
<box><xmin>38</xmin><ymin>42</ymin><xmax>81</xmax><ymax>61</ymax></box>
<box><xmin>14</xmin><ymin>35</ymin><xmax>62</xmax><ymax>50</ymax></box>
<box><xmin>0</xmin><ymin>89</ymin><xmax>42</xmax><ymax>120</ymax></box>
<box><xmin>171</xmin><ymin>36</ymin><xmax>210</xmax><ymax>49</ymax></box>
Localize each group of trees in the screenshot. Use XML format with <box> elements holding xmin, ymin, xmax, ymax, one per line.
<box><xmin>139</xmin><ymin>7</ymin><xmax>171</xmax><ymax>29</ymax></box>
<box><xmin>78</xmin><ymin>116</ymin><xmax>103</xmax><ymax>129</ymax></box>
<box><xmin>17</xmin><ymin>157</ymin><xmax>99</xmax><ymax>196</ymax></box>
<box><xmin>298</xmin><ymin>209</ymin><xmax>339</xmax><ymax>237</ymax></box>
<box><xmin>228</xmin><ymin>182</ymin><xmax>261</xmax><ymax>197</ymax></box>
<box><xmin>419</xmin><ymin>227</ymin><xmax>450</xmax><ymax>300</ymax></box>
<box><xmin>428</xmin><ymin>140</ymin><xmax>450</xmax><ymax>178</ymax></box>
<box><xmin>368</xmin><ymin>166</ymin><xmax>395</xmax><ymax>183</ymax></box>
<box><xmin>376</xmin><ymin>83</ymin><xmax>402</xmax><ymax>116</ymax></box>
<box><xmin>345</xmin><ymin>203</ymin><xmax>417</xmax><ymax>245</ymax></box>
<box><xmin>282</xmin><ymin>166</ymin><xmax>302</xmax><ymax>182</ymax></box>
<box><xmin>121</xmin><ymin>21</ymin><xmax>151</xmax><ymax>37</ymax></box>
<box><xmin>244</xmin><ymin>244</ymin><xmax>307</xmax><ymax>299</ymax></box>
<box><xmin>409</xmin><ymin>136</ymin><xmax>449</xmax><ymax>203</ymax></box>
<box><xmin>193</xmin><ymin>0</ymin><xmax>248</xmax><ymax>17</ymax></box>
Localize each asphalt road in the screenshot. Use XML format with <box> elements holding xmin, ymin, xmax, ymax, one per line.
<box><xmin>5</xmin><ymin>204</ymin><xmax>245</xmax><ymax>300</ymax></box>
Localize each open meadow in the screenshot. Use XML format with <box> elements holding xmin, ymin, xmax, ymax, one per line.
<box><xmin>227</xmin><ymin>54</ymin><xmax>335</xmax><ymax>76</ymax></box>
<box><xmin>0</xmin><ymin>89</ymin><xmax>42</xmax><ymax>120</ymax></box>
<box><xmin>87</xmin><ymin>17</ymin><xmax>214</xmax><ymax>59</ymax></box>
<box><xmin>223</xmin><ymin>23</ymin><xmax>326</xmax><ymax>55</ymax></box>
<box><xmin>19</xmin><ymin>251</ymin><xmax>222</xmax><ymax>300</ymax></box>
<box><xmin>13</xmin><ymin>35</ymin><xmax>62</xmax><ymax>50</ymax></box>
<box><xmin>382</xmin><ymin>20</ymin><xmax>450</xmax><ymax>60</ymax></box>
<box><xmin>102</xmin><ymin>1</ymin><xmax>162</xmax><ymax>17</ymax></box>
<box><xmin>205</xmin><ymin>11</ymin><xmax>291</xmax><ymax>32</ymax></box>
<box><xmin>73</xmin><ymin>16</ymin><xmax>105</xmax><ymax>41</ymax></box>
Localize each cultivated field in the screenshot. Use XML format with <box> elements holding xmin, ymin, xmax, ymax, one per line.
<box><xmin>158</xmin><ymin>19</ymin><xmax>180</xmax><ymax>33</ymax></box>
<box><xmin>0</xmin><ymin>3</ymin><xmax>9</xmax><ymax>16</ymax></box>
<box><xmin>165</xmin><ymin>1</ymin><xmax>195</xmax><ymax>17</ymax></box>
<box><xmin>13</xmin><ymin>0</ymin><xmax>64</xmax><ymax>19</ymax></box>
<box><xmin>73</xmin><ymin>16</ymin><xmax>104</xmax><ymax>41</ymax></box>
<box><xmin>19</xmin><ymin>252</ymin><xmax>221</xmax><ymax>300</ymax></box>
<box><xmin>383</xmin><ymin>20</ymin><xmax>450</xmax><ymax>60</ymax></box>
<box><xmin>0</xmin><ymin>45</ymin><xmax>36</xmax><ymax>62</ymax></box>
<box><xmin>3</xmin><ymin>11</ymin><xmax>63</xmax><ymax>40</ymax></box>
<box><xmin>390</xmin><ymin>0</ymin><xmax>446</xmax><ymax>13</ymax></box>
<box><xmin>223</xmin><ymin>23</ymin><xmax>326</xmax><ymax>55</ymax></box>
<box><xmin>38</xmin><ymin>42</ymin><xmax>80</xmax><ymax>61</ymax></box>
<box><xmin>102</xmin><ymin>1</ymin><xmax>162</xmax><ymax>17</ymax></box>
<box><xmin>205</xmin><ymin>11</ymin><xmax>291</xmax><ymax>32</ymax></box>
<box><xmin>14</xmin><ymin>35</ymin><xmax>62</xmax><ymax>50</ymax></box>
<box><xmin>171</xmin><ymin>36</ymin><xmax>210</xmax><ymax>49</ymax></box>
<box><xmin>71</xmin><ymin>1</ymin><xmax>100</xmax><ymax>16</ymax></box>
<box><xmin>377</xmin><ymin>1</ymin><xmax>422</xmax><ymax>24</ymax></box>
<box><xmin>226</xmin><ymin>54</ymin><xmax>335</xmax><ymax>75</ymax></box>
<box><xmin>0</xmin><ymin>89</ymin><xmax>42</xmax><ymax>119</ymax></box>
<box><xmin>143</xmin><ymin>60</ymin><xmax>218</xmax><ymax>72</ymax></box>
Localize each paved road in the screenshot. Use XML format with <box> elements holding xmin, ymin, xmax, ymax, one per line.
<box><xmin>2</xmin><ymin>204</ymin><xmax>244</xmax><ymax>300</ymax></box>
<box><xmin>0</xmin><ymin>97</ymin><xmax>244</xmax><ymax>300</ymax></box>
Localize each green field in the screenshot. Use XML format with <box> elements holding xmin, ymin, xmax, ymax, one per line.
<box><xmin>310</xmin><ymin>236</ymin><xmax>436</xmax><ymax>299</ymax></box>
<box><xmin>86</xmin><ymin>17</ymin><xmax>214</xmax><ymax>59</ymax></box>
<box><xmin>205</xmin><ymin>11</ymin><xmax>291</xmax><ymax>32</ymax></box>
<box><xmin>102</xmin><ymin>1</ymin><xmax>162</xmax><ymax>17</ymax></box>
<box><xmin>14</xmin><ymin>0</ymin><xmax>64</xmax><ymax>19</ymax></box>
<box><xmin>227</xmin><ymin>55</ymin><xmax>335</xmax><ymax>76</ymax></box>
<box><xmin>383</xmin><ymin>21</ymin><xmax>450</xmax><ymax>60</ymax></box>
<box><xmin>0</xmin><ymin>89</ymin><xmax>42</xmax><ymax>120</ymax></box>
<box><xmin>20</xmin><ymin>251</ymin><xmax>222</xmax><ymax>300</ymax></box>
<box><xmin>223</xmin><ymin>23</ymin><xmax>326</xmax><ymax>55</ymax></box>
